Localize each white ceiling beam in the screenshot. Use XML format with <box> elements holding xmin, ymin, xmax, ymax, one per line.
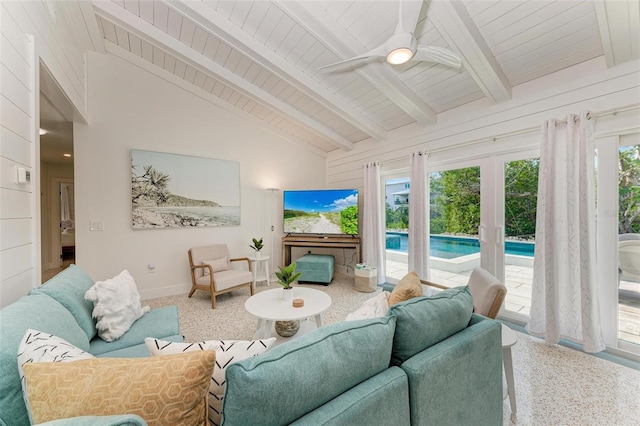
<box><xmin>92</xmin><ymin>1</ymin><xmax>354</xmax><ymax>151</ymax></box>
<box><xmin>166</xmin><ymin>0</ymin><xmax>388</xmax><ymax>142</ymax></box>
<box><xmin>428</xmin><ymin>0</ymin><xmax>511</xmax><ymax>104</ymax></box>
<box><xmin>595</xmin><ymin>0</ymin><xmax>640</xmax><ymax>68</ymax></box>
<box><xmin>279</xmin><ymin>1</ymin><xmax>437</xmax><ymax>126</ymax></box>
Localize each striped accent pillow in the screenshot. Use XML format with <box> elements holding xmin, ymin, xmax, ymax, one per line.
<box><xmin>145</xmin><ymin>337</ymin><xmax>276</xmax><ymax>426</ymax></box>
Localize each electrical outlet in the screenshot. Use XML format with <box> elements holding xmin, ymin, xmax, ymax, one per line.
<box><xmin>90</xmin><ymin>221</ymin><xmax>104</xmax><ymax>231</ymax></box>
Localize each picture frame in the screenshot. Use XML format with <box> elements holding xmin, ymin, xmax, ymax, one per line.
<box><xmin>131</xmin><ymin>149</ymin><xmax>240</xmax><ymax>229</ymax></box>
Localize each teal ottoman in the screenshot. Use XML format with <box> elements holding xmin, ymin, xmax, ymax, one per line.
<box><xmin>296</xmin><ymin>254</ymin><xmax>335</xmax><ymax>285</ymax></box>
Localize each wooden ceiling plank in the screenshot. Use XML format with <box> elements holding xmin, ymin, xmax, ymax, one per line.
<box><xmin>139</xmin><ymin>0</ymin><xmax>154</xmax><ymax>24</ymax></box>
<box><xmin>94</xmin><ymin>0</ymin><xmax>354</xmax><ymax>151</ymax></box>
<box><xmin>595</xmin><ymin>0</ymin><xmax>640</xmax><ymax>67</ymax></box>
<box><xmin>167</xmin><ymin>0</ymin><xmax>388</xmax><ymax>141</ymax></box>
<box><xmin>152</xmin><ymin>0</ymin><xmax>169</xmax><ymax>32</ymax></box>
<box><xmin>428</xmin><ymin>0</ymin><xmax>511</xmax><ymax>104</ymax></box>
<box><xmin>280</xmin><ymin>0</ymin><xmax>437</xmax><ymax>126</ymax></box>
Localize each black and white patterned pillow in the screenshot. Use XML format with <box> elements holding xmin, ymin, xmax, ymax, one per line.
<box><xmin>145</xmin><ymin>337</ymin><xmax>276</xmax><ymax>426</ymax></box>
<box><xmin>17</xmin><ymin>329</ymin><xmax>94</xmax><ymax>424</ymax></box>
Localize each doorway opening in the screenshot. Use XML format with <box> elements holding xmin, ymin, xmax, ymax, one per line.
<box><xmin>39</xmin><ymin>68</ymin><xmax>75</xmax><ymax>283</ymax></box>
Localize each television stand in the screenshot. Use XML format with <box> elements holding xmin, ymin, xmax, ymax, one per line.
<box><xmin>282</xmin><ymin>236</ymin><xmax>361</xmax><ymax>267</ymax></box>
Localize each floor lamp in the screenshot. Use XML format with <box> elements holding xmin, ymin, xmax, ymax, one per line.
<box><xmin>266</xmin><ymin>188</ymin><xmax>280</xmax><ymax>282</ymax></box>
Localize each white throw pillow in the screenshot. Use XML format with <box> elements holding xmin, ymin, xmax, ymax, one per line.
<box><xmin>202</xmin><ymin>257</ymin><xmax>229</xmax><ymax>275</ymax></box>
<box><xmin>84</xmin><ymin>269</ymin><xmax>150</xmax><ymax>342</ymax></box>
<box><xmin>17</xmin><ymin>329</ymin><xmax>94</xmax><ymax>424</ymax></box>
<box><xmin>345</xmin><ymin>291</ymin><xmax>391</xmax><ymax>321</ymax></box>
<box><xmin>145</xmin><ymin>337</ymin><xmax>276</xmax><ymax>426</ymax></box>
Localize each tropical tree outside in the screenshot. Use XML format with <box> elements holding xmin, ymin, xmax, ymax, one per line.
<box><xmin>504</xmin><ymin>159</ymin><xmax>539</xmax><ymax>239</ymax></box>
<box><xmin>386</xmin><ymin>159</ymin><xmax>540</xmax><ymax>240</ymax></box>
<box><xmin>619</xmin><ymin>145</ymin><xmax>640</xmax><ymax>233</ymax></box>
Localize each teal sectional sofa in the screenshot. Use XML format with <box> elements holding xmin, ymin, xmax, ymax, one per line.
<box><xmin>222</xmin><ymin>286</ymin><xmax>503</xmax><ymax>426</ymax></box>
<box><xmin>0</xmin><ymin>265</ymin><xmax>183</xmax><ymax>426</ymax></box>
<box><xmin>1</xmin><ymin>267</ymin><xmax>501</xmax><ymax>426</ymax></box>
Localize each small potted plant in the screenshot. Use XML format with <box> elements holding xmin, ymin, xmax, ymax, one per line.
<box><xmin>249</xmin><ymin>237</ymin><xmax>264</xmax><ymax>257</ymax></box>
<box><xmin>275</xmin><ymin>262</ymin><xmax>302</xmax><ymax>301</ymax></box>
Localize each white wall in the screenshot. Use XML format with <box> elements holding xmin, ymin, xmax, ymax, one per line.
<box><xmin>0</xmin><ymin>1</ymin><xmax>97</xmax><ymax>307</ymax></box>
<box><xmin>1</xmin><ymin>3</ymin><xmax>37</xmax><ymax>307</ymax></box>
<box><xmin>327</xmin><ymin>58</ymin><xmax>640</xmax><ymax>188</ymax></box>
<box><xmin>74</xmin><ymin>53</ymin><xmax>326</xmax><ymax>299</ymax></box>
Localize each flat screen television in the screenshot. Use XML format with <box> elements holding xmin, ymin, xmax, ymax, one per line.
<box><xmin>283</xmin><ymin>189</ymin><xmax>359</xmax><ymax>235</ymax></box>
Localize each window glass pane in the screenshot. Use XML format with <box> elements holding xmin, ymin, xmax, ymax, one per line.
<box><xmin>385</xmin><ymin>177</ymin><xmax>409</xmax><ymax>280</ymax></box>
<box><xmin>429</xmin><ymin>166</ymin><xmax>481</xmax><ymax>287</ymax></box>
<box><xmin>502</xmin><ymin>158</ymin><xmax>539</xmax><ymax>317</ymax></box>
<box><xmin>618</xmin><ymin>144</ymin><xmax>640</xmax><ymax>345</ymax></box>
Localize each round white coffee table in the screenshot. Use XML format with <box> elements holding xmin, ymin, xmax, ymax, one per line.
<box><xmin>245</xmin><ymin>287</ymin><xmax>332</xmax><ymax>342</ymax></box>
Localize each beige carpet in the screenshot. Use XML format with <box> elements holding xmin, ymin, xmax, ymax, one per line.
<box><xmin>143</xmin><ymin>273</ymin><xmax>381</xmax><ymax>342</ymax></box>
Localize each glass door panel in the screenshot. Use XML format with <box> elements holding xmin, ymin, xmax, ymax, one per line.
<box><xmin>384</xmin><ymin>177</ymin><xmax>409</xmax><ymax>281</ymax></box>
<box><xmin>429</xmin><ymin>165</ymin><xmax>481</xmax><ymax>288</ymax></box>
<box><xmin>501</xmin><ymin>157</ymin><xmax>539</xmax><ymax>318</ymax></box>
<box><xmin>617</xmin><ymin>143</ymin><xmax>640</xmax><ymax>346</ymax></box>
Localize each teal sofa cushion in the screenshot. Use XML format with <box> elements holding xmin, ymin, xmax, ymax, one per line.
<box><xmin>222</xmin><ymin>316</ymin><xmax>396</xmax><ymax>426</ymax></box>
<box><xmin>89</xmin><ymin>306</ymin><xmax>180</xmax><ymax>355</ymax></box>
<box><xmin>290</xmin><ymin>367</ymin><xmax>410</xmax><ymax>426</ymax></box>
<box><xmin>388</xmin><ymin>285</ymin><xmax>473</xmax><ymax>366</ymax></box>
<box><xmin>400</xmin><ymin>314</ymin><xmax>502</xmax><ymax>425</ymax></box>
<box><xmin>96</xmin><ymin>334</ymin><xmax>184</xmax><ymax>358</ymax></box>
<box><xmin>0</xmin><ymin>293</ymin><xmax>91</xmax><ymax>426</ymax></box>
<box><xmin>30</xmin><ymin>264</ymin><xmax>97</xmax><ymax>340</ymax></box>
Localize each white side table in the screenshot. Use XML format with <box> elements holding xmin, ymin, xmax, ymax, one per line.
<box><xmin>502</xmin><ymin>324</ymin><xmax>517</xmax><ymax>414</ymax></box>
<box><xmin>248</xmin><ymin>255</ymin><xmax>270</xmax><ymax>290</ymax></box>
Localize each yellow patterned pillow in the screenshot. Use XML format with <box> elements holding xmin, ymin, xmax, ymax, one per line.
<box><xmin>22</xmin><ymin>351</ymin><xmax>215</xmax><ymax>426</ymax></box>
<box><xmin>388</xmin><ymin>271</ymin><xmax>423</xmax><ymax>305</ymax></box>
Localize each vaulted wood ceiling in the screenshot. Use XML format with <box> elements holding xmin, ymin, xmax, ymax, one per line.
<box><xmin>91</xmin><ymin>0</ymin><xmax>640</xmax><ymax>154</ymax></box>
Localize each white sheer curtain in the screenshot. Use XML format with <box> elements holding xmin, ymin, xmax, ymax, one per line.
<box><xmin>526</xmin><ymin>112</ymin><xmax>604</xmax><ymax>353</ymax></box>
<box><xmin>363</xmin><ymin>162</ymin><xmax>386</xmax><ymax>284</ymax></box>
<box><xmin>408</xmin><ymin>151</ymin><xmax>430</xmax><ymax>279</ymax></box>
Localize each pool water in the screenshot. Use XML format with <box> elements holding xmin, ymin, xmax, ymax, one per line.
<box><xmin>386</xmin><ymin>233</ymin><xmax>534</xmax><ymax>259</ymax></box>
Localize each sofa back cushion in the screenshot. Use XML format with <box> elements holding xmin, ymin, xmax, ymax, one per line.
<box><xmin>0</xmin><ymin>293</ymin><xmax>91</xmax><ymax>426</ymax></box>
<box><xmin>222</xmin><ymin>316</ymin><xmax>396</xmax><ymax>426</ymax></box>
<box><xmin>388</xmin><ymin>286</ymin><xmax>473</xmax><ymax>366</ymax></box>
<box><xmin>30</xmin><ymin>264</ymin><xmax>97</xmax><ymax>340</ymax></box>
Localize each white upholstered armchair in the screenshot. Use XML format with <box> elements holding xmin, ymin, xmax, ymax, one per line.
<box><xmin>188</xmin><ymin>244</ymin><xmax>254</xmax><ymax>309</ymax></box>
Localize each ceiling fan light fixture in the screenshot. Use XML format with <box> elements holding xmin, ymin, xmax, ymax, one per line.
<box><xmin>386</xmin><ymin>47</ymin><xmax>414</xmax><ymax>65</ymax></box>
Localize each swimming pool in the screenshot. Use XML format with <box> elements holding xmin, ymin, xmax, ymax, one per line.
<box><xmin>386</xmin><ymin>232</ymin><xmax>534</xmax><ymax>259</ymax></box>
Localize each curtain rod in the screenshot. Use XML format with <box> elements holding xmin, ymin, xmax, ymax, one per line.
<box><xmin>426</xmin><ymin>104</ymin><xmax>640</xmax><ymax>155</ymax></box>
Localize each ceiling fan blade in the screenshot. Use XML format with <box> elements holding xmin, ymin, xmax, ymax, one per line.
<box><xmin>395</xmin><ymin>0</ymin><xmax>424</xmax><ymax>35</ymax></box>
<box><xmin>319</xmin><ymin>44</ymin><xmax>387</xmax><ymax>71</ymax></box>
<box><xmin>413</xmin><ymin>45</ymin><xmax>463</xmax><ymax>69</ymax></box>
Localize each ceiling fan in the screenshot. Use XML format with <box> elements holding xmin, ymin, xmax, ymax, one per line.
<box><xmin>319</xmin><ymin>0</ymin><xmax>462</xmax><ymax>72</ymax></box>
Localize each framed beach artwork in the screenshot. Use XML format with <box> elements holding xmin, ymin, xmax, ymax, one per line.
<box><xmin>131</xmin><ymin>149</ymin><xmax>240</xmax><ymax>229</ymax></box>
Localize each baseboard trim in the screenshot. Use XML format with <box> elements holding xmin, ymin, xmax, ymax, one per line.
<box><xmin>140</xmin><ymin>283</ymin><xmax>191</xmax><ymax>301</ymax></box>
